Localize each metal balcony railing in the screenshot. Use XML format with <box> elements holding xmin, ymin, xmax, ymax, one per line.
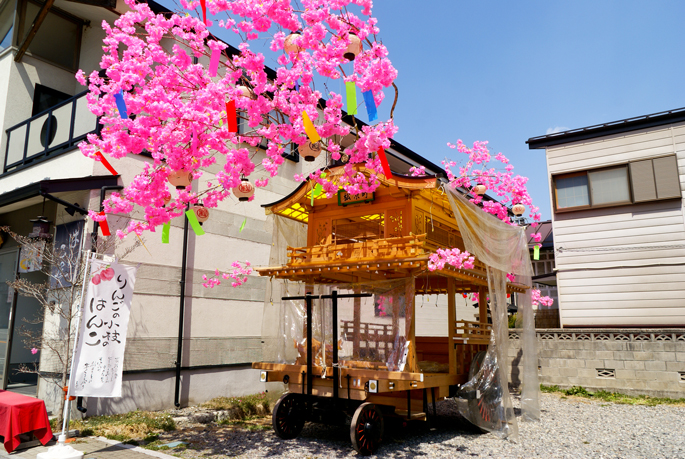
<box><xmin>3</xmin><ymin>90</ymin><xmax>99</xmax><ymax>174</ymax></box>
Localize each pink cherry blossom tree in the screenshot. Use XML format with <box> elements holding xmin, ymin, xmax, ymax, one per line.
<box><xmin>78</xmin><ymin>0</ymin><xmax>552</xmax><ymax>307</ymax></box>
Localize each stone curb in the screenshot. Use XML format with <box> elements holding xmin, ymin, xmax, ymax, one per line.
<box><xmin>94</xmin><ymin>437</ymin><xmax>178</xmax><ymax>459</ymax></box>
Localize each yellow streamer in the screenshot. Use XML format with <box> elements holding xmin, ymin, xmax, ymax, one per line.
<box><xmin>301</xmin><ymin>111</ymin><xmax>321</xmax><ymax>143</ymax></box>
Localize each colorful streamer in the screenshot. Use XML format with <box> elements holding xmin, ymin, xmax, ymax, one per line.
<box><xmin>301</xmin><ymin>111</ymin><xmax>321</xmax><ymax>143</ymax></box>
<box><xmin>185</xmin><ymin>210</ymin><xmax>205</xmax><ymax>235</ymax></box>
<box><xmin>533</xmin><ymin>244</ymin><xmax>540</xmax><ymax>260</ymax></box>
<box><xmin>162</xmin><ymin>223</ymin><xmax>170</xmax><ymax>244</ymax></box>
<box><xmin>239</xmin><ymin>218</ymin><xmax>246</xmax><ymax>232</ymax></box>
<box><xmin>209</xmin><ymin>47</ymin><xmax>220</xmax><ymax>77</ymax></box>
<box><xmin>200</xmin><ymin>0</ymin><xmax>207</xmax><ymax>25</ymax></box>
<box><xmin>377</xmin><ymin>147</ymin><xmax>392</xmax><ymax>178</ymax></box>
<box><xmin>226</xmin><ymin>100</ymin><xmax>238</xmax><ymax>133</ymax></box>
<box><xmin>98</xmin><ymin>211</ymin><xmax>111</xmax><ymax>236</ymax></box>
<box><xmin>114</xmin><ymin>90</ymin><xmax>128</xmax><ymax>119</ymax></box>
<box><xmin>362</xmin><ymin>90</ymin><xmax>377</xmax><ymax>122</ymax></box>
<box><xmin>345</xmin><ymin>81</ymin><xmax>357</xmax><ymax>115</ymax></box>
<box><xmin>95</xmin><ymin>151</ymin><xmax>118</xmax><ymax>176</ymax></box>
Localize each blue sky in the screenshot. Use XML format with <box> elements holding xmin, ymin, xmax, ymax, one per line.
<box><xmin>159</xmin><ymin>0</ymin><xmax>685</xmax><ymax>220</ymax></box>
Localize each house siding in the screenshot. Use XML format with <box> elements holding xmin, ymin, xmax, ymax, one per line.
<box><xmin>546</xmin><ymin>123</ymin><xmax>685</xmax><ymax>327</ymax></box>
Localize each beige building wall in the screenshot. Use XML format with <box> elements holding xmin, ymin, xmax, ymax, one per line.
<box><xmin>545</xmin><ymin>122</ymin><xmax>685</xmax><ymax>327</ymax></box>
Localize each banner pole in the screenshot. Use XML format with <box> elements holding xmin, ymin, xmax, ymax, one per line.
<box><xmin>59</xmin><ymin>250</ymin><xmax>93</xmax><ymax>443</ymax></box>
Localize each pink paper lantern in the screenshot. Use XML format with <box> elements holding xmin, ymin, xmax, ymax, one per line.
<box><xmin>512</xmin><ymin>204</ymin><xmax>525</xmax><ymax>216</ymax></box>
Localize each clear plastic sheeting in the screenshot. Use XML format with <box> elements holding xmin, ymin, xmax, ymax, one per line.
<box><xmin>335</xmin><ymin>279</ymin><xmax>414</xmax><ymax>371</ymax></box>
<box><xmin>261</xmin><ymin>215</ymin><xmax>307</xmax><ymax>363</ymax></box>
<box><xmin>445</xmin><ymin>187</ymin><xmax>541</xmax><ymax>437</ymax></box>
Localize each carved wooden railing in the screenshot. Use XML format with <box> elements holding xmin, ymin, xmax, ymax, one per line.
<box><xmin>287</xmin><ymin>234</ymin><xmax>427</xmax><ymax>266</ymax></box>
<box><xmin>453</xmin><ymin>320</ymin><xmax>492</xmax><ymax>345</ymax></box>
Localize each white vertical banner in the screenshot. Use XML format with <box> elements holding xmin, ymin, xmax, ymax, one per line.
<box><xmin>70</xmin><ymin>259</ymin><xmax>137</xmax><ymax>397</ymax></box>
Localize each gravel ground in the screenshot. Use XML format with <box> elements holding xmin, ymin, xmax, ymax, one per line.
<box><xmin>159</xmin><ymin>393</ymin><xmax>685</xmax><ymax>459</ymax></box>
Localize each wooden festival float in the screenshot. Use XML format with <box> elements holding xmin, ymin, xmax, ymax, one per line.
<box><xmin>252</xmin><ymin>165</ymin><xmax>528</xmax><ymax>455</ymax></box>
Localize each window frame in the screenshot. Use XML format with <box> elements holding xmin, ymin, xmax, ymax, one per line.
<box><xmin>552</xmin><ymin>155</ymin><xmax>681</xmax><ymax>213</ymax></box>
<box><xmin>16</xmin><ymin>0</ymin><xmax>83</xmax><ymax>72</ymax></box>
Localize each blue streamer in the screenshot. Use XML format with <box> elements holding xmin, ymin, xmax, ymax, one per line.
<box><xmin>114</xmin><ymin>90</ymin><xmax>128</xmax><ymax>119</ymax></box>
<box><xmin>362</xmin><ymin>90</ymin><xmax>377</xmax><ymax>122</ymax></box>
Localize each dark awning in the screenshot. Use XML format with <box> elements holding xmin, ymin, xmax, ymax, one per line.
<box><xmin>0</xmin><ymin>175</ymin><xmax>120</xmax><ymax>210</ymax></box>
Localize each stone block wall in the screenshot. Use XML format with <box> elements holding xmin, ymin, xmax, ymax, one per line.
<box><xmin>508</xmin><ymin>329</ymin><xmax>685</xmax><ymax>399</ymax></box>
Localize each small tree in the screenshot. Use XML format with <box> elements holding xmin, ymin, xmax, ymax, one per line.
<box><xmin>1</xmin><ymin>225</ymin><xmax>138</xmax><ymax>423</ymax></box>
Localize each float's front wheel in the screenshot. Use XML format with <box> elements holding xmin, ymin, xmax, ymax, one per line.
<box><xmin>272</xmin><ymin>393</ymin><xmax>306</xmax><ymax>440</ymax></box>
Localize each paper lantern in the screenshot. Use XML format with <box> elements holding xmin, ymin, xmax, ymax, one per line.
<box><xmin>512</xmin><ymin>204</ymin><xmax>525</xmax><ymax>216</ymax></box>
<box><xmin>162</xmin><ymin>195</ymin><xmax>171</xmax><ymax>206</ymax></box>
<box><xmin>192</xmin><ymin>204</ymin><xmax>210</xmax><ymax>224</ymax></box>
<box><xmin>233</xmin><ymin>177</ymin><xmax>255</xmax><ymax>201</ymax></box>
<box><xmin>284</xmin><ymin>32</ymin><xmax>302</xmax><ymax>54</ymax></box>
<box><xmin>472</xmin><ymin>184</ymin><xmax>487</xmax><ymax>195</ymax></box>
<box><xmin>300</xmin><ymin>141</ymin><xmax>323</xmax><ymax>162</ymax></box>
<box><xmin>168</xmin><ymin>170</ymin><xmax>193</xmax><ymax>189</ymax></box>
<box><xmin>236</xmin><ymin>85</ymin><xmax>253</xmax><ymax>99</ymax></box>
<box><xmin>344</xmin><ymin>32</ymin><xmax>362</xmax><ymax>61</ymax></box>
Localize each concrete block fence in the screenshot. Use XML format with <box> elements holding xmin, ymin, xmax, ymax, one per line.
<box><xmin>507</xmin><ymin>329</ymin><xmax>685</xmax><ymax>399</ymax></box>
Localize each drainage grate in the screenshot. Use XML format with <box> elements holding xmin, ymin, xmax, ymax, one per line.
<box><xmin>679</xmin><ymin>372</ymin><xmax>685</xmax><ymax>383</ymax></box>
<box><xmin>597</xmin><ymin>368</ymin><xmax>616</xmax><ymax>379</ymax></box>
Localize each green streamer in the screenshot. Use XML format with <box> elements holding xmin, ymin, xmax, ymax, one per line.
<box><xmin>240</xmin><ymin>218</ymin><xmax>246</xmax><ymax>232</ymax></box>
<box><xmin>162</xmin><ymin>223</ymin><xmax>170</xmax><ymax>244</ymax></box>
<box><xmin>185</xmin><ymin>210</ymin><xmax>205</xmax><ymax>235</ymax></box>
<box><xmin>533</xmin><ymin>244</ymin><xmax>540</xmax><ymax>260</ymax></box>
<box><xmin>346</xmin><ymin>81</ymin><xmax>357</xmax><ymax>115</ymax></box>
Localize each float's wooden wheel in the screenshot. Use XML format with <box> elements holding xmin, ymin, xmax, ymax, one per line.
<box><xmin>272</xmin><ymin>393</ymin><xmax>306</xmax><ymax>439</ymax></box>
<box><xmin>467</xmin><ymin>350</ymin><xmax>501</xmax><ymax>433</ymax></box>
<box><xmin>350</xmin><ymin>402</ymin><xmax>384</xmax><ymax>456</ymax></box>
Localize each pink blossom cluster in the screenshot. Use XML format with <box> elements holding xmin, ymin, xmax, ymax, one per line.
<box><xmin>531</xmin><ymin>289</ymin><xmax>554</xmax><ymax>308</ymax></box>
<box><xmin>78</xmin><ymin>0</ymin><xmax>398</xmax><ymax>237</ymax></box>
<box><xmin>427</xmin><ymin>248</ymin><xmax>475</xmax><ymax>271</ymax></box>
<box><xmin>442</xmin><ymin>140</ymin><xmax>540</xmax><ymax>226</ymax></box>
<box><xmin>436</xmin><ymin>140</ymin><xmax>554</xmax><ymax>307</ymax></box>
<box><xmin>202</xmin><ymin>261</ymin><xmax>252</xmax><ymax>288</ymax></box>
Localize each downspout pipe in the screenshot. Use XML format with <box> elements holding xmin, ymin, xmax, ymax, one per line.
<box><xmin>91</xmin><ymin>185</ymin><xmax>124</xmax><ymax>250</ymax></box>
<box><xmin>174</xmin><ymin>205</ymin><xmax>190</xmax><ymax>408</ymax></box>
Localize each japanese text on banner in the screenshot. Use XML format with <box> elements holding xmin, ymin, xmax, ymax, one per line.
<box><xmin>71</xmin><ymin>259</ymin><xmax>137</xmax><ymax>397</ymax></box>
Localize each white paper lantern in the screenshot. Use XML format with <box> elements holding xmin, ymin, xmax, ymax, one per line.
<box><xmin>284</xmin><ymin>32</ymin><xmax>302</xmax><ymax>54</ymax></box>
<box><xmin>344</xmin><ymin>32</ymin><xmax>362</xmax><ymax>61</ymax></box>
<box><xmin>236</xmin><ymin>85</ymin><xmax>253</xmax><ymax>99</ymax></box>
<box><xmin>512</xmin><ymin>204</ymin><xmax>525</xmax><ymax>216</ymax></box>
<box><xmin>300</xmin><ymin>141</ymin><xmax>323</xmax><ymax>162</ymax></box>
<box><xmin>472</xmin><ymin>184</ymin><xmax>487</xmax><ymax>196</ymax></box>
<box><xmin>168</xmin><ymin>170</ymin><xmax>193</xmax><ymax>189</ymax></box>
<box><xmin>233</xmin><ymin>177</ymin><xmax>255</xmax><ymax>201</ymax></box>
<box><xmin>192</xmin><ymin>204</ymin><xmax>210</xmax><ymax>223</ymax></box>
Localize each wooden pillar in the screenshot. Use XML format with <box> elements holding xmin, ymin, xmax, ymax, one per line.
<box><xmin>447</xmin><ymin>278</ymin><xmax>456</xmax><ymax>375</ymax></box>
<box><xmin>478</xmin><ymin>286</ymin><xmax>488</xmax><ymax>325</ymax></box>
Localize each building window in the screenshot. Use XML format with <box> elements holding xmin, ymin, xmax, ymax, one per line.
<box><xmin>0</xmin><ymin>0</ymin><xmax>15</xmax><ymax>52</ymax></box>
<box><xmin>18</xmin><ymin>0</ymin><xmax>82</xmax><ymax>71</ymax></box>
<box><xmin>553</xmin><ymin>155</ymin><xmax>681</xmax><ymax>211</ymax></box>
